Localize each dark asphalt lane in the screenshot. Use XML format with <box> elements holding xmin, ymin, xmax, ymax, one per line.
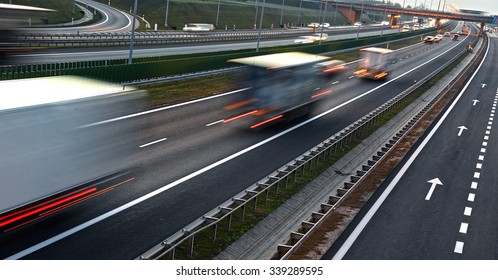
<box><xmin>325</xmin><ymin>36</ymin><xmax>498</xmax><ymax>260</ymax></box>
<box><xmin>0</xmin><ymin>28</ymin><xmax>476</xmax><ymax>259</ymax></box>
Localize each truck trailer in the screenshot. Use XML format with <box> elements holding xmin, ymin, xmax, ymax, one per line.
<box><xmin>354</xmin><ymin>47</ymin><xmax>395</xmax><ymax>80</ymax></box>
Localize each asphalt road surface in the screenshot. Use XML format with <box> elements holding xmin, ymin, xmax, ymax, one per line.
<box><xmin>0</xmin><ymin>24</ymin><xmax>477</xmax><ymax>260</ymax></box>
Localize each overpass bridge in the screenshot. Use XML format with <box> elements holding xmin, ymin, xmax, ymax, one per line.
<box><xmin>332</xmin><ymin>1</ymin><xmax>496</xmax><ymax>33</ymax></box>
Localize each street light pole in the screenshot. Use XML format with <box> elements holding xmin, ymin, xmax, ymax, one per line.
<box><xmin>128</xmin><ymin>0</ymin><xmax>138</xmax><ymax>64</ymax></box>
<box><xmin>297</xmin><ymin>0</ymin><xmax>303</xmax><ymax>26</ymax></box>
<box><xmin>319</xmin><ymin>0</ymin><xmax>327</xmax><ymax>45</ymax></box>
<box><xmin>216</xmin><ymin>0</ymin><xmax>221</xmax><ymax>26</ymax></box>
<box><xmin>164</xmin><ymin>0</ymin><xmax>170</xmax><ymax>27</ymax></box>
<box><xmin>356</xmin><ymin>0</ymin><xmax>364</xmax><ymax>39</ymax></box>
<box><xmin>279</xmin><ymin>0</ymin><xmax>285</xmax><ymax>26</ymax></box>
<box><xmin>254</xmin><ymin>0</ymin><xmax>259</xmax><ymax>27</ymax></box>
<box><xmin>72</xmin><ymin>0</ymin><xmax>75</xmax><ymax>15</ymax></box>
<box><xmin>256</xmin><ymin>0</ymin><xmax>266</xmax><ymax>52</ymax></box>
<box><xmin>381</xmin><ymin>0</ymin><xmax>387</xmax><ymax>36</ymax></box>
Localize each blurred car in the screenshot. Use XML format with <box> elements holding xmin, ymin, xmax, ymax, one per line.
<box><xmin>311</xmin><ymin>33</ymin><xmax>328</xmax><ymax>41</ymax></box>
<box><xmin>319</xmin><ymin>23</ymin><xmax>330</xmax><ymax>28</ymax></box>
<box><xmin>452</xmin><ymin>34</ymin><xmax>460</xmax><ymax>41</ymax></box>
<box><xmin>422</xmin><ymin>36</ymin><xmax>434</xmax><ymax>43</ymax></box>
<box><xmin>314</xmin><ymin>59</ymin><xmax>346</xmax><ymax>76</ymax></box>
<box><xmin>444</xmin><ymin>31</ymin><xmax>451</xmax><ymax>37</ymax></box>
<box><xmin>307</xmin><ymin>22</ymin><xmax>319</xmax><ymax>27</ymax></box>
<box><xmin>432</xmin><ymin>34</ymin><xmax>443</xmax><ymax>42</ymax></box>
<box><xmin>381</xmin><ymin>21</ymin><xmax>390</xmax><ymax>26</ymax></box>
<box><xmin>294</xmin><ymin>35</ymin><xmax>315</xmax><ymax>44</ymax></box>
<box><xmin>402</xmin><ymin>24</ymin><xmax>410</xmax><ymax>31</ymax></box>
<box><xmin>354</xmin><ymin>22</ymin><xmax>362</xmax><ymax>26</ymax></box>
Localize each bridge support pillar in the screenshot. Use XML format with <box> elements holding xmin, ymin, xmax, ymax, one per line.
<box><xmin>388</xmin><ymin>14</ymin><xmax>400</xmax><ymax>28</ymax></box>
<box><xmin>436</xmin><ymin>19</ymin><xmax>442</xmax><ymax>28</ymax></box>
<box><xmin>336</xmin><ymin>6</ymin><xmax>361</xmax><ymax>24</ymax></box>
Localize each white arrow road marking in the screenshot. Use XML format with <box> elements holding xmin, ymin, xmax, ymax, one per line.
<box><xmin>481</xmin><ymin>84</ymin><xmax>487</xmax><ymax>88</ymax></box>
<box><xmin>457</xmin><ymin>126</ymin><xmax>468</xmax><ymax>136</ymax></box>
<box><xmin>425</xmin><ymin>178</ymin><xmax>443</xmax><ymax>200</ymax></box>
<box><xmin>472</xmin><ymin>99</ymin><xmax>479</xmax><ymax>106</ymax></box>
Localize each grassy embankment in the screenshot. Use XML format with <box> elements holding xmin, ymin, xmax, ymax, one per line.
<box><xmin>12</xmin><ymin>0</ymin><xmax>84</xmax><ymax>24</ymax></box>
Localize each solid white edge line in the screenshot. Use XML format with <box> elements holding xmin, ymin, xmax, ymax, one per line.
<box><xmin>454</xmin><ymin>241</ymin><xmax>464</xmax><ymax>254</ymax></box>
<box><xmin>139</xmin><ymin>138</ymin><xmax>167</xmax><ymax>148</ymax></box>
<box><xmin>6</xmin><ymin>32</ymin><xmax>472</xmax><ymax>260</ymax></box>
<box><xmin>79</xmin><ymin>88</ymin><xmax>249</xmax><ymax>128</ymax></box>
<box><xmin>332</xmin><ymin>35</ymin><xmax>490</xmax><ymax>260</ymax></box>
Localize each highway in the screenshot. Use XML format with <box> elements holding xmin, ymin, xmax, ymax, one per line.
<box><xmin>15</xmin><ymin>26</ymin><xmax>423</xmax><ymax>64</ymax></box>
<box><xmin>0</xmin><ymin>22</ymin><xmax>477</xmax><ymax>259</ymax></box>
<box><xmin>18</xmin><ymin>0</ymin><xmax>137</xmax><ymax>34</ymax></box>
<box><xmin>326</xmin><ymin>36</ymin><xmax>498</xmax><ymax>260</ymax></box>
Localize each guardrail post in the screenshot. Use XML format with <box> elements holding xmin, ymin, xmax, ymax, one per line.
<box><xmin>234</xmin><ymin>198</ymin><xmax>246</xmax><ymax>221</ymax></box>
<box><xmin>186</xmin><ymin>234</ymin><xmax>195</xmax><ymax>258</ymax></box>
<box><xmin>247</xmin><ymin>190</ymin><xmax>259</xmax><ymax>213</ymax></box>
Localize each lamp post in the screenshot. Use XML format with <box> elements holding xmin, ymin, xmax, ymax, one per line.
<box><xmin>216</xmin><ymin>0</ymin><xmax>221</xmax><ymax>26</ymax></box>
<box><xmin>398</xmin><ymin>0</ymin><xmax>405</xmax><ymax>34</ymax></box>
<box><xmin>279</xmin><ymin>0</ymin><xmax>285</xmax><ymax>26</ymax></box>
<box><xmin>128</xmin><ymin>0</ymin><xmax>138</xmax><ymax>64</ymax></box>
<box><xmin>297</xmin><ymin>0</ymin><xmax>303</xmax><ymax>26</ymax></box>
<box><xmin>319</xmin><ymin>0</ymin><xmax>328</xmax><ymax>45</ymax></box>
<box><xmin>256</xmin><ymin>0</ymin><xmax>266</xmax><ymax>52</ymax></box>
<box><xmin>254</xmin><ymin>0</ymin><xmax>259</xmax><ymax>28</ymax></box>
<box><xmin>381</xmin><ymin>0</ymin><xmax>388</xmax><ymax>36</ymax></box>
<box><xmin>356</xmin><ymin>0</ymin><xmax>364</xmax><ymax>39</ymax></box>
<box><xmin>164</xmin><ymin>0</ymin><xmax>170</xmax><ymax>27</ymax></box>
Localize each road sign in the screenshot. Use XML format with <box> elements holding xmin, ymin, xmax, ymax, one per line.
<box><xmin>494</xmin><ymin>15</ymin><xmax>498</xmax><ymax>24</ymax></box>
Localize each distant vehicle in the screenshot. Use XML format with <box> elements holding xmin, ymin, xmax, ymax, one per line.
<box><xmin>412</xmin><ymin>16</ymin><xmax>418</xmax><ymax>23</ymax></box>
<box><xmin>433</xmin><ymin>34</ymin><xmax>444</xmax><ymax>42</ymax></box>
<box><xmin>307</xmin><ymin>22</ymin><xmax>320</xmax><ymax>27</ymax></box>
<box><xmin>461</xmin><ymin>24</ymin><xmax>470</xmax><ymax>35</ymax></box>
<box><xmin>354</xmin><ymin>47</ymin><xmax>395</xmax><ymax>80</ymax></box>
<box><xmin>224</xmin><ymin>52</ymin><xmax>332</xmax><ymax>129</ymax></box>
<box><xmin>452</xmin><ymin>34</ymin><xmax>460</xmax><ymax>40</ymax></box>
<box><xmin>402</xmin><ymin>24</ymin><xmax>410</xmax><ymax>31</ymax></box>
<box><xmin>444</xmin><ymin>31</ymin><xmax>451</xmax><ymax>37</ymax></box>
<box><xmin>381</xmin><ymin>21</ymin><xmax>390</xmax><ymax>26</ymax></box>
<box><xmin>354</xmin><ymin>22</ymin><xmax>362</xmax><ymax>26</ymax></box>
<box><xmin>318</xmin><ymin>23</ymin><xmax>330</xmax><ymax>28</ymax></box>
<box><xmin>294</xmin><ymin>33</ymin><xmax>327</xmax><ymax>43</ymax></box>
<box><xmin>182</xmin><ymin>23</ymin><xmax>214</xmax><ymax>31</ymax></box>
<box><xmin>310</xmin><ymin>33</ymin><xmax>328</xmax><ymax>41</ymax></box>
<box><xmin>413</xmin><ymin>23</ymin><xmax>419</xmax><ymax>30</ymax></box>
<box><xmin>422</xmin><ymin>36</ymin><xmax>434</xmax><ymax>43</ymax></box>
<box><xmin>314</xmin><ymin>59</ymin><xmax>346</xmax><ymax>76</ymax></box>
<box><xmin>294</xmin><ymin>35</ymin><xmax>315</xmax><ymax>44</ymax></box>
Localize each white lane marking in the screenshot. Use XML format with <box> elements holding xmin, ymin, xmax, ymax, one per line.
<box><xmin>481</xmin><ymin>148</ymin><xmax>486</xmax><ymax>153</ymax></box>
<box><xmin>206</xmin><ymin>120</ymin><xmax>224</xmax><ymax>127</ymax></box>
<box><xmin>476</xmin><ymin>163</ymin><xmax>482</xmax><ymax>169</ymax></box>
<box><xmin>487</xmin><ymin>126</ymin><xmax>492</xmax><ymax>129</ymax></box>
<box><xmin>488</xmin><ymin>122</ymin><xmax>492</xmax><ymax>125</ymax></box>
<box><xmin>459</xmin><ymin>223</ymin><xmax>469</xmax><ymax>234</ymax></box>
<box><xmin>425</xmin><ymin>178</ymin><xmax>443</xmax><ymax>201</ymax></box>
<box><xmin>332</xmin><ymin>81</ymin><xmax>340</xmax><ymax>85</ymax></box>
<box><xmin>454</xmin><ymin>241</ymin><xmax>464</xmax><ymax>254</ymax></box>
<box><xmin>110</xmin><ymin>6</ymin><xmax>133</xmax><ymax>32</ymax></box>
<box><xmin>464</xmin><ymin>207</ymin><xmax>472</xmax><ymax>216</ymax></box>
<box><xmin>9</xmin><ymin>35</ymin><xmax>471</xmax><ymax>261</ymax></box>
<box><xmin>485</xmin><ymin>131</ymin><xmax>490</xmax><ymax>135</ymax></box>
<box><xmin>139</xmin><ymin>138</ymin><xmax>167</xmax><ymax>148</ymax></box>
<box><xmin>491</xmin><ymin>114</ymin><xmax>495</xmax><ymax>117</ymax></box>
<box><xmin>474</xmin><ymin>172</ymin><xmax>480</xmax><ymax>179</ymax></box>
<box><xmin>471</xmin><ymin>182</ymin><xmax>478</xmax><ymax>189</ymax></box>
<box><xmin>457</xmin><ymin>126</ymin><xmax>467</xmax><ymax>136</ymax></box>
<box><xmin>79</xmin><ymin>88</ymin><xmax>249</xmax><ymax>128</ymax></box>
<box><xmin>468</xmin><ymin>193</ymin><xmax>475</xmax><ymax>202</ymax></box>
<box><xmin>478</xmin><ymin>155</ymin><xmax>484</xmax><ymax>161</ymax></box>
<box><xmin>348</xmin><ymin>76</ymin><xmax>355</xmax><ymax>79</ymax></box>
<box><xmin>332</xmin><ymin>35</ymin><xmax>488</xmax><ymax>260</ymax></box>
<box><xmin>482</xmin><ymin>142</ymin><xmax>488</xmax><ymax>147</ymax></box>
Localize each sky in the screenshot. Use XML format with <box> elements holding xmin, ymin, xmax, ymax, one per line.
<box><xmin>399</xmin><ymin>0</ymin><xmax>496</xmax><ymax>14</ymax></box>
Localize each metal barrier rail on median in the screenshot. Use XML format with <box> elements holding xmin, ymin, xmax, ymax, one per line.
<box><xmin>136</xmin><ymin>29</ymin><xmax>475</xmax><ymax>261</ymax></box>
<box><xmin>278</xmin><ymin>34</ymin><xmax>486</xmax><ymax>260</ymax></box>
<box><xmin>12</xmin><ymin>26</ymin><xmax>386</xmax><ymax>47</ymax></box>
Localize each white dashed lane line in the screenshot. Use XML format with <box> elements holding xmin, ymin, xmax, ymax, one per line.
<box><xmin>455</xmin><ymin>89</ymin><xmax>498</xmax><ymax>254</ymax></box>
<box><xmin>139</xmin><ymin>138</ymin><xmax>167</xmax><ymax>148</ymax></box>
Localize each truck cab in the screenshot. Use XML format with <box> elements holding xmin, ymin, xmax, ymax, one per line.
<box><xmin>354</xmin><ymin>47</ymin><xmax>395</xmax><ymax>80</ymax></box>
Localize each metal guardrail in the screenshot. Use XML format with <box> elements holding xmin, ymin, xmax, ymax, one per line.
<box><xmin>12</xmin><ymin>26</ymin><xmax>385</xmax><ymax>47</ymax></box>
<box><xmin>136</xmin><ymin>31</ymin><xmax>479</xmax><ymax>260</ymax></box>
